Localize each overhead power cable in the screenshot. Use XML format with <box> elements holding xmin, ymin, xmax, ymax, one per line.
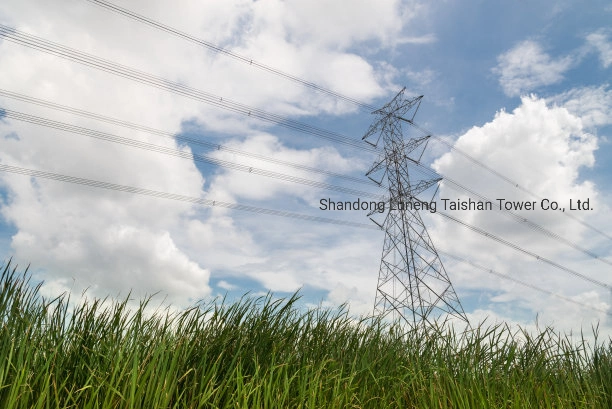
<box><xmin>407</xmin><ymin>121</ymin><xmax>612</xmax><ymax>242</ymax></box>
<box><xmin>439</xmin><ymin>250</ymin><xmax>612</xmax><ymax>317</ymax></box>
<box><xmin>1</xmin><ymin>107</ymin><xmax>385</xmax><ymax>200</ymax></box>
<box><xmin>3</xmin><ymin>95</ymin><xmax>609</xmax><ymax>287</ymax></box>
<box><xmin>1</xmin><ymin>8</ymin><xmax>607</xmax><ymax>319</ymax></box>
<box><xmin>4</xmin><ymin>106</ymin><xmax>607</xmax><ymax>290</ymax></box>
<box><xmin>3</xmin><ymin>24</ymin><xmax>606</xmax><ymax>262</ymax></box>
<box><xmin>67</xmin><ymin>1</ymin><xmax>612</xmax><ymax>245</ymax></box>
<box><xmin>403</xmin><ymin>158</ymin><xmax>612</xmax><ymax>268</ymax></box>
<box><xmin>0</xmin><ymin>89</ymin><xmax>374</xmax><ymax>188</ymax></box>
<box><xmin>0</xmin><ymin>25</ymin><xmax>374</xmax><ymax>152</ymax></box>
<box><xmin>1</xmin><ymin>26</ymin><xmax>608</xmax><ymax>290</ymax></box>
<box><xmin>436</xmin><ymin>211</ymin><xmax>611</xmax><ymax>290</ymax></box>
<box><xmin>8</xmin><ymin>90</ymin><xmax>610</xmax><ymax>275</ymax></box>
<box><xmin>0</xmin><ymin>163</ymin><xmax>606</xmax><ymax>316</ymax></box>
<box><xmin>6</xmin><ymin>88</ymin><xmax>607</xmax><ymax>272</ymax></box>
<box><xmin>368</xmin><ymin>149</ymin><xmax>612</xmax><ymax>269</ymax></box>
<box><xmin>0</xmin><ymin>163</ymin><xmax>380</xmax><ymax>230</ymax></box>
<box><xmin>84</xmin><ymin>0</ymin><xmax>377</xmax><ymax>112</ymax></box>
<box><xmin>85</xmin><ymin>0</ymin><xmax>611</xmax><ymax>245</ymax></box>
<box><xmin>440</xmin><ymin>181</ymin><xmax>612</xmax><ymax>267</ymax></box>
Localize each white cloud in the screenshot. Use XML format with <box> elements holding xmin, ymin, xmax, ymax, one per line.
<box><xmin>429</xmin><ymin>95</ymin><xmax>610</xmax><ymax>333</ymax></box>
<box><xmin>217</xmin><ymin>280</ymin><xmax>237</xmax><ymax>291</ymax></box>
<box><xmin>547</xmin><ymin>85</ymin><xmax>612</xmax><ymax>129</ymax></box>
<box><xmin>181</xmin><ymin>215</ymin><xmax>265</xmax><ymax>271</ymax></box>
<box><xmin>263</xmin><ymin>0</ymin><xmax>424</xmax><ymax>50</ymax></box>
<box><xmin>0</xmin><ymin>0</ymin><xmax>421</xmax><ymax>305</ymax></box>
<box><xmin>1</xmin><ymin>0</ymin><xmax>609</xmax><ymax>339</ymax></box>
<box><xmin>205</xmin><ymin>133</ymin><xmax>363</xmax><ymax>203</ymax></box>
<box><xmin>493</xmin><ymin>41</ymin><xmax>573</xmax><ymax>97</ymax></box>
<box><xmin>324</xmin><ymin>282</ymin><xmax>375</xmax><ymax>317</ymax></box>
<box><xmin>586</xmin><ymin>30</ymin><xmax>612</xmax><ymax>68</ymax></box>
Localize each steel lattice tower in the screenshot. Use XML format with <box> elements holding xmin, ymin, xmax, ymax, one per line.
<box><xmin>363</xmin><ymin>88</ymin><xmax>468</xmax><ymax>328</ymax></box>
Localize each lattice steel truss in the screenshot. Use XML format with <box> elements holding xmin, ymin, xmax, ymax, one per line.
<box><xmin>363</xmin><ymin>88</ymin><xmax>468</xmax><ymax>328</ymax></box>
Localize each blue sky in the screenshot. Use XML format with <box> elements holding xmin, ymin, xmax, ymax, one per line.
<box><xmin>0</xmin><ymin>0</ymin><xmax>611</xmax><ymax>336</ymax></box>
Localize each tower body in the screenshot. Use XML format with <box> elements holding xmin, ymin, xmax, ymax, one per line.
<box><xmin>363</xmin><ymin>89</ymin><xmax>468</xmax><ymax>328</ymax></box>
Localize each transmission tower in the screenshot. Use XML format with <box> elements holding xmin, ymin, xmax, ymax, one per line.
<box><xmin>363</xmin><ymin>88</ymin><xmax>468</xmax><ymax>329</ymax></box>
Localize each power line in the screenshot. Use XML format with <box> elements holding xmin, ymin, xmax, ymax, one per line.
<box><xmin>0</xmin><ymin>89</ymin><xmax>374</xmax><ymax>188</ymax></box>
<box><xmin>408</xmin><ymin>121</ymin><xmax>612</xmax><ymax>243</ymax></box>
<box><xmin>1</xmin><ymin>162</ymin><xmax>605</xmax><ymax>317</ymax></box>
<box><xmin>0</xmin><ymin>159</ymin><xmax>607</xmax><ymax>318</ymax></box>
<box><xmin>59</xmin><ymin>0</ymin><xmax>612</xmax><ymax>245</ymax></box>
<box><xmin>403</xmin><ymin>159</ymin><xmax>612</xmax><ymax>268</ymax></box>
<box><xmin>83</xmin><ymin>0</ymin><xmax>612</xmax><ymax>247</ymax></box>
<box><xmin>439</xmin><ymin>249</ymin><xmax>612</xmax><ymax>317</ymax></box>
<box><xmin>3</xmin><ymin>24</ymin><xmax>607</xmax><ymax>266</ymax></box>
<box><xmin>0</xmin><ymin>25</ymin><xmax>375</xmax><ymax>152</ymax></box>
<box><xmin>5</xmin><ymin>89</ymin><xmax>608</xmax><ymax>273</ymax></box>
<box><xmin>1</xmin><ymin>10</ymin><xmax>607</xmax><ymax>324</ymax></box>
<box><xmin>5</xmin><ymin>106</ymin><xmax>608</xmax><ymax>291</ymax></box>
<box><xmin>1</xmin><ymin>107</ymin><xmax>385</xmax><ymax>200</ymax></box>
<box><xmin>436</xmin><ymin>210</ymin><xmax>611</xmax><ymax>290</ymax></box>
<box><xmin>4</xmin><ymin>99</ymin><xmax>609</xmax><ymax>293</ymax></box>
<box><xmin>0</xmin><ymin>163</ymin><xmax>379</xmax><ymax>230</ymax></box>
<box><xmin>366</xmin><ymin>145</ymin><xmax>612</xmax><ymax>269</ymax></box>
<box><xmin>439</xmin><ymin>181</ymin><xmax>612</xmax><ymax>267</ymax></box>
<box><xmin>1</xmin><ymin>24</ymin><xmax>608</xmax><ymax>295</ymax></box>
<box><xmin>84</xmin><ymin>0</ymin><xmax>377</xmax><ymax>112</ymax></box>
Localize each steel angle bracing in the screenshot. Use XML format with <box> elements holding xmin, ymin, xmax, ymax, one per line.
<box><xmin>365</xmin><ymin>156</ymin><xmax>388</xmax><ymax>185</ymax></box>
<box><xmin>365</xmin><ymin>89</ymin><xmax>468</xmax><ymax>329</ymax></box>
<box><xmin>407</xmin><ymin>178</ymin><xmax>441</xmax><ymax>198</ymax></box>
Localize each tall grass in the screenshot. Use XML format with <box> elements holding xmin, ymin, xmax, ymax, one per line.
<box><xmin>1</xmin><ymin>260</ymin><xmax>611</xmax><ymax>408</ymax></box>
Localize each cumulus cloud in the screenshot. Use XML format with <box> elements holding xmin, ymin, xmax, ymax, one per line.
<box><xmin>493</xmin><ymin>41</ymin><xmax>573</xmax><ymax>97</ymax></box>
<box><xmin>0</xmin><ymin>0</ymin><xmax>422</xmax><ymax>305</ymax></box>
<box><xmin>429</xmin><ymin>95</ymin><xmax>609</xmax><ymax>331</ymax></box>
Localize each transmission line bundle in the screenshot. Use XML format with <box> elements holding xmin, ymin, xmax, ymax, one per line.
<box><xmin>0</xmin><ymin>2</ymin><xmax>609</xmax><ymax>322</ymax></box>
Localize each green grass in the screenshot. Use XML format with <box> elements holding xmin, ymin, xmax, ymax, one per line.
<box><xmin>1</xmin><ymin>261</ymin><xmax>611</xmax><ymax>408</ymax></box>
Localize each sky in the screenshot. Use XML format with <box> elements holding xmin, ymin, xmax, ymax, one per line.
<box><xmin>0</xmin><ymin>0</ymin><xmax>611</xmax><ymax>338</ymax></box>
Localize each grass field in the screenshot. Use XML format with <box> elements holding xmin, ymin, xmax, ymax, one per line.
<box><xmin>1</xmin><ymin>261</ymin><xmax>611</xmax><ymax>408</ymax></box>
